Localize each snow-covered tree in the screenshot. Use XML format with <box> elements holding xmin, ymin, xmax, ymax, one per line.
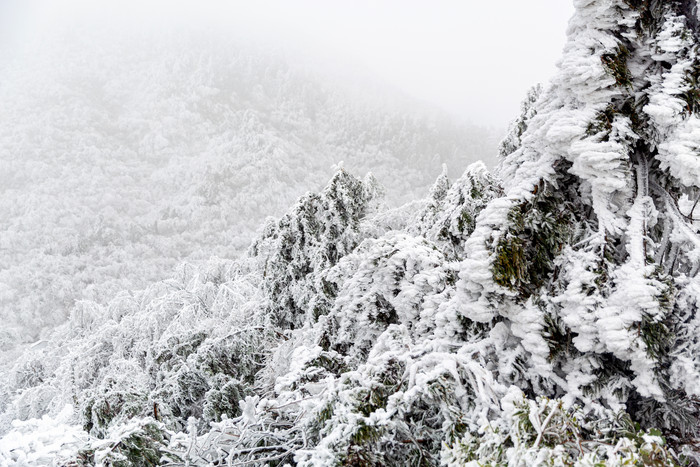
<box><xmin>415</xmin><ymin>162</ymin><xmax>503</xmax><ymax>259</ymax></box>
<box><xmin>498</xmin><ymin>83</ymin><xmax>542</xmax><ymax>160</ymax></box>
<box><xmin>250</xmin><ymin>170</ymin><xmax>381</xmax><ymax>329</ymax></box>
<box><xmin>456</xmin><ymin>0</ymin><xmax>700</xmax><ymax>444</ymax></box>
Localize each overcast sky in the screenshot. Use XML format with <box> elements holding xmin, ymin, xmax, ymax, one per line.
<box><xmin>0</xmin><ymin>0</ymin><xmax>574</xmax><ymax>128</ymax></box>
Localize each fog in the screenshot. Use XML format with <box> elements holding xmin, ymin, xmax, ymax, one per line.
<box><xmin>0</xmin><ymin>0</ymin><xmax>574</xmax><ymax>128</ymax></box>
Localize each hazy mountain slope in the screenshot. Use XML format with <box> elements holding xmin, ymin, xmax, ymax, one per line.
<box><xmin>0</xmin><ymin>29</ymin><xmax>493</xmax><ymax>341</ymax></box>
<box><xmin>8</xmin><ymin>1</ymin><xmax>700</xmax><ymax>465</ymax></box>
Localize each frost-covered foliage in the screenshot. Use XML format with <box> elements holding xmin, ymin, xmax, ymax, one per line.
<box><xmin>2</xmin><ymin>161</ymin><xmax>696</xmax><ymax>465</ymax></box>
<box><xmin>414</xmin><ymin>162</ymin><xmax>503</xmax><ymax>260</ymax></box>
<box><xmin>249</xmin><ymin>170</ymin><xmax>382</xmax><ymax>329</ymax></box>
<box><xmin>0</xmin><ymin>253</ymin><xmax>273</xmax><ymax>440</ymax></box>
<box><xmin>0</xmin><ymin>169</ymin><xmax>493</xmax><ymax>465</ymax></box>
<box><xmin>4</xmin><ymin>0</ymin><xmax>700</xmax><ymax>465</ymax></box>
<box><xmin>454</xmin><ymin>0</ymin><xmax>700</xmax><ymax>445</ymax></box>
<box><xmin>442</xmin><ymin>392</ymin><xmax>677</xmax><ymax>467</ymax></box>
<box><xmin>498</xmin><ymin>83</ymin><xmax>542</xmax><ymax>163</ymax></box>
<box><xmin>0</xmin><ymin>26</ymin><xmax>491</xmax><ymax>344</ymax></box>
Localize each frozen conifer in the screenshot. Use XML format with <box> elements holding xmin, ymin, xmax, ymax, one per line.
<box><xmin>249</xmin><ymin>169</ymin><xmax>381</xmax><ymax>329</ymax></box>
<box><xmin>456</xmin><ymin>0</ymin><xmax>700</xmax><ymax>446</ymax></box>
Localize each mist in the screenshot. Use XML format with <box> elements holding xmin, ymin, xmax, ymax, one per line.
<box><xmin>0</xmin><ymin>0</ymin><xmax>574</xmax><ymax>128</ymax></box>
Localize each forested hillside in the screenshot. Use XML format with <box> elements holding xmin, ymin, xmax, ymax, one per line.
<box><xmin>3</xmin><ymin>0</ymin><xmax>700</xmax><ymax>466</ymax></box>
<box><xmin>0</xmin><ymin>28</ymin><xmax>492</xmax><ymax>343</ymax></box>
